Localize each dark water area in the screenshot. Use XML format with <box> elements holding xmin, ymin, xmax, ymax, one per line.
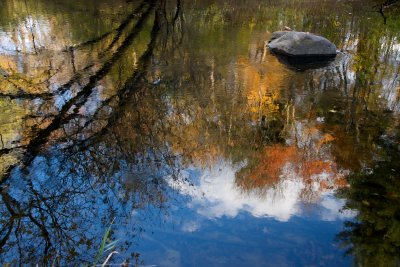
<box><xmin>0</xmin><ymin>0</ymin><xmax>400</xmax><ymax>266</ymax></box>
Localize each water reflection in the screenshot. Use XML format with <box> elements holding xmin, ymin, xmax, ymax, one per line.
<box><xmin>337</xmin><ymin>140</ymin><xmax>400</xmax><ymax>267</ymax></box>
<box><xmin>0</xmin><ymin>0</ymin><xmax>399</xmax><ymax>265</ymax></box>
<box><xmin>169</xmin><ymin>160</ymin><xmax>354</xmax><ymax>222</ymax></box>
<box><xmin>0</xmin><ymin>0</ymin><xmax>175</xmax><ymax>264</ymax></box>
<box><xmin>271</xmin><ymin>52</ymin><xmax>338</xmax><ymax>71</ymax></box>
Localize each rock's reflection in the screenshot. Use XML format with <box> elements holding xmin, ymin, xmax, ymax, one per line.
<box><xmin>271</xmin><ymin>52</ymin><xmax>337</xmax><ymax>71</ymax></box>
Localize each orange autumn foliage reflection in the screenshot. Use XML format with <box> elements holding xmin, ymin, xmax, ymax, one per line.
<box><xmin>237</xmin><ymin>141</ymin><xmax>348</xmax><ymax>198</ymax></box>
<box><xmin>241</xmin><ymin>145</ymin><xmax>298</xmax><ymax>188</ymax></box>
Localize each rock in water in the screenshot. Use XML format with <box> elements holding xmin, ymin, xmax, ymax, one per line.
<box><xmin>270</xmin><ymin>31</ymin><xmax>290</xmax><ymax>42</ymax></box>
<box><xmin>267</xmin><ymin>31</ymin><xmax>337</xmax><ymax>57</ymax></box>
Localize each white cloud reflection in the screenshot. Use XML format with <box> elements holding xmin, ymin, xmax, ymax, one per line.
<box><xmin>181</xmin><ymin>220</ymin><xmax>200</xmax><ymax>233</ymax></box>
<box><xmin>168</xmin><ymin>160</ymin><xmax>355</xmax><ymax>222</ymax></box>
<box><xmin>319</xmin><ymin>194</ymin><xmax>356</xmax><ymax>221</ymax></box>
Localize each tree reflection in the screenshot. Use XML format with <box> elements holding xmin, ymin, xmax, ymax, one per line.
<box><xmin>337</xmin><ymin>140</ymin><xmax>400</xmax><ymax>267</ymax></box>
<box><xmin>0</xmin><ymin>0</ymin><xmax>399</xmax><ymax>264</ymax></box>
<box><xmin>0</xmin><ymin>0</ymin><xmax>186</xmax><ymax>264</ymax></box>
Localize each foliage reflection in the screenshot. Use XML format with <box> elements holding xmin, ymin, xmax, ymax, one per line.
<box><xmin>0</xmin><ymin>0</ymin><xmax>399</xmax><ymax>265</ymax></box>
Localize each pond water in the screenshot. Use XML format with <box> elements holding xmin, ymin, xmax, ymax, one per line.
<box><xmin>0</xmin><ymin>0</ymin><xmax>399</xmax><ymax>266</ymax></box>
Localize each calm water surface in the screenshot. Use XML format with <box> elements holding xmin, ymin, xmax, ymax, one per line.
<box><xmin>0</xmin><ymin>0</ymin><xmax>399</xmax><ymax>266</ymax></box>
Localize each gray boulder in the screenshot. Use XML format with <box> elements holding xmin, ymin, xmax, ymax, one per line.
<box><xmin>267</xmin><ymin>31</ymin><xmax>337</xmax><ymax>57</ymax></box>
<box><xmin>269</xmin><ymin>31</ymin><xmax>290</xmax><ymax>42</ymax></box>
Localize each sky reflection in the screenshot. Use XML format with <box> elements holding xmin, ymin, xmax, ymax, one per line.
<box><xmin>1</xmin><ymin>0</ymin><xmax>399</xmax><ymax>265</ymax></box>
<box><xmin>168</xmin><ymin>160</ymin><xmax>355</xmax><ymax>222</ymax></box>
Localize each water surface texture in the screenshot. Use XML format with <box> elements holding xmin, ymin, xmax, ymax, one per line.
<box><xmin>0</xmin><ymin>0</ymin><xmax>400</xmax><ymax>266</ymax></box>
